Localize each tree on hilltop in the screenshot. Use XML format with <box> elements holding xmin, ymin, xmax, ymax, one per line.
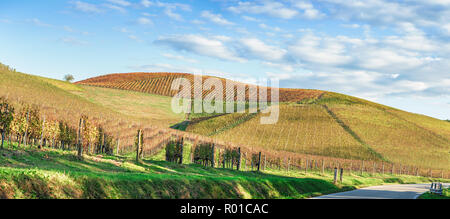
<box><xmin>64</xmin><ymin>74</ymin><xmax>75</xmax><ymax>83</ymax></box>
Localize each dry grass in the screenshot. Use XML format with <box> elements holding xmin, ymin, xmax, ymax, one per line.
<box><xmin>200</xmin><ymin>104</ymin><xmax>378</xmax><ymax>160</ymax></box>
<box><xmin>71</xmin><ymin>85</ymin><xmax>184</xmax><ymax>127</ymax></box>
<box><xmin>327</xmin><ymin>103</ymin><xmax>450</xmax><ymax>170</ymax></box>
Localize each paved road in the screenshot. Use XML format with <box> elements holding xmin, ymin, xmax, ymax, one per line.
<box><xmin>313</xmin><ymin>183</ymin><xmax>449</xmax><ymax>199</ymax></box>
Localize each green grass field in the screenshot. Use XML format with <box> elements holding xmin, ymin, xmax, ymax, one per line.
<box><xmin>419</xmin><ymin>188</ymin><xmax>450</xmax><ymax>199</ymax></box>
<box><xmin>0</xmin><ymin>141</ymin><xmax>447</xmax><ymax>199</ymax></box>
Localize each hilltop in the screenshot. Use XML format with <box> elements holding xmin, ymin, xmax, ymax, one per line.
<box><xmin>76</xmin><ymin>72</ymin><xmax>325</xmax><ymax>102</ymax></box>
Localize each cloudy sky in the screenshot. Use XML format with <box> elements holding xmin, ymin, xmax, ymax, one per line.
<box><xmin>1</xmin><ymin>0</ymin><xmax>449</xmax><ymax>119</ymax></box>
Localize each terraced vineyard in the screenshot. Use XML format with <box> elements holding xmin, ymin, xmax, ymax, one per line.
<box><xmin>327</xmin><ymin>103</ymin><xmax>450</xmax><ymax>170</ymax></box>
<box><xmin>191</xmin><ymin>104</ymin><xmax>380</xmax><ymax>161</ymax></box>
<box><xmin>187</xmin><ymin>93</ymin><xmax>450</xmax><ymax>172</ymax></box>
<box><xmin>77</xmin><ymin>72</ymin><xmax>325</xmax><ymax>102</ymax></box>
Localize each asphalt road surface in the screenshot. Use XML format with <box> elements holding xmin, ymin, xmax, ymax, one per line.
<box><xmin>313</xmin><ymin>183</ymin><xmax>449</xmax><ymax>199</ymax></box>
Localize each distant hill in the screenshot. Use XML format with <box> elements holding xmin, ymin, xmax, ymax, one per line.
<box><xmin>76</xmin><ymin>72</ymin><xmax>325</xmax><ymax>102</ymax></box>
<box><xmin>79</xmin><ymin>72</ymin><xmax>450</xmax><ymax>171</ymax></box>
<box><xmin>3</xmin><ymin>66</ymin><xmax>449</xmax><ymax>172</ymax></box>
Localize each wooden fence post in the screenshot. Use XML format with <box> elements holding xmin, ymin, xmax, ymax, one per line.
<box><xmin>116</xmin><ymin>139</ymin><xmax>120</xmax><ymax>156</ymax></box>
<box><xmin>360</xmin><ymin>161</ymin><xmax>364</xmax><ymax>175</ymax></box>
<box><xmin>244</xmin><ymin>153</ymin><xmax>247</xmax><ymax>171</ymax></box>
<box><xmin>333</xmin><ymin>168</ymin><xmax>338</xmax><ymax>184</ymax></box>
<box><xmin>264</xmin><ymin>155</ymin><xmax>266</xmax><ymax>171</ymax></box>
<box><xmin>77</xmin><ymin>117</ymin><xmax>84</xmax><ymax>159</ymax></box>
<box><xmin>287</xmin><ymin>157</ymin><xmax>290</xmax><ymax>172</ymax></box>
<box><xmin>24</xmin><ymin>111</ymin><xmax>29</xmax><ymax>147</ymax></box>
<box><xmin>305</xmin><ymin>159</ymin><xmax>308</xmax><ymax>174</ymax></box>
<box><xmin>223</xmin><ymin>152</ymin><xmax>225</xmax><ymax>169</ymax></box>
<box><xmin>257</xmin><ymin>152</ymin><xmax>261</xmax><ymax>172</ymax></box>
<box><xmin>179</xmin><ymin>138</ymin><xmax>183</xmax><ymax>164</ymax></box>
<box><xmin>39</xmin><ymin>116</ymin><xmax>45</xmax><ymax>149</ymax></box>
<box><xmin>349</xmin><ymin>162</ymin><xmax>352</xmax><ymax>175</ymax></box>
<box><xmin>136</xmin><ymin>129</ymin><xmax>141</xmax><ymax>162</ymax></box>
<box><xmin>236</xmin><ymin>147</ymin><xmax>241</xmax><ymax>171</ymax></box>
<box><xmin>382</xmin><ymin>162</ymin><xmax>385</xmax><ymax>175</ymax></box>
<box><xmin>211</xmin><ymin>144</ymin><xmax>216</xmax><ymax>168</ymax></box>
<box><xmin>340</xmin><ymin>168</ymin><xmax>344</xmax><ymax>183</ymax></box>
<box><xmin>321</xmin><ymin>160</ymin><xmax>325</xmax><ymax>175</ymax></box>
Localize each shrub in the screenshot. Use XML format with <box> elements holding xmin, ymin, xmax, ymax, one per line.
<box><xmin>165</xmin><ymin>138</ymin><xmax>183</xmax><ymax>164</ymax></box>
<box><xmin>193</xmin><ymin>143</ymin><xmax>214</xmax><ymax>167</ymax></box>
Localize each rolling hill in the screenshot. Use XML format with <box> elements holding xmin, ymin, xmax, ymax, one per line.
<box><xmin>76</xmin><ymin>72</ymin><xmax>325</xmax><ymax>102</ymax></box>
<box><xmin>1</xmin><ymin>63</ymin><xmax>448</xmax><ymax>175</ymax></box>
<box><xmin>77</xmin><ymin>72</ymin><xmax>450</xmax><ymax>172</ymax></box>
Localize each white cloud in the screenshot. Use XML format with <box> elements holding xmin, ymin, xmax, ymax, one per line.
<box><xmin>141</xmin><ymin>1</ymin><xmax>191</xmax><ymax>20</ymax></box>
<box><xmin>264</xmin><ymin>63</ymin><xmax>295</xmax><ymax>72</ymax></box>
<box><xmin>132</xmin><ymin>63</ymin><xmax>231</xmax><ymax>78</ymax></box>
<box><xmin>191</xmin><ymin>19</ymin><xmax>205</xmax><ymax>25</ymax></box>
<box><xmin>443</xmin><ymin>23</ymin><xmax>450</xmax><ymax>35</ymax></box>
<box><xmin>70</xmin><ymin>1</ymin><xmax>102</xmax><ymax>13</ymax></box>
<box><xmin>28</xmin><ymin>18</ymin><xmax>53</xmax><ymax>27</ymax></box>
<box><xmin>239</xmin><ymin>38</ymin><xmax>287</xmax><ymax>62</ymax></box>
<box><xmin>201</xmin><ymin>11</ymin><xmax>234</xmax><ymax>25</ymax></box>
<box><xmin>356</xmin><ymin>49</ymin><xmax>425</xmax><ymax>70</ymax></box>
<box><xmin>106</xmin><ymin>0</ymin><xmax>131</xmax><ymax>7</ymax></box>
<box><xmin>163</xmin><ymin>53</ymin><xmax>198</xmax><ymax>63</ymax></box>
<box><xmin>103</xmin><ymin>4</ymin><xmax>127</xmax><ymax>13</ymax></box>
<box><xmin>60</xmin><ymin>37</ymin><xmax>88</xmax><ymax>46</ymax></box>
<box><xmin>242</xmin><ymin>16</ymin><xmax>260</xmax><ymax>22</ymax></box>
<box><xmin>293</xmin><ymin>1</ymin><xmax>325</xmax><ymax>19</ymax></box>
<box><xmin>137</xmin><ymin>17</ymin><xmax>153</xmax><ymax>25</ymax></box>
<box><xmin>128</xmin><ymin>35</ymin><xmax>144</xmax><ymax>42</ymax></box>
<box><xmin>165</xmin><ymin>8</ymin><xmax>183</xmax><ymax>21</ymax></box>
<box><xmin>0</xmin><ymin>19</ymin><xmax>11</xmax><ymax>23</ymax></box>
<box><xmin>155</xmin><ymin>34</ymin><xmax>245</xmax><ymax>62</ymax></box>
<box><xmin>63</xmin><ymin>26</ymin><xmax>74</xmax><ymax>32</ymax></box>
<box><xmin>288</xmin><ymin>33</ymin><xmax>352</xmax><ymax>66</ymax></box>
<box><xmin>141</xmin><ymin>0</ymin><xmax>153</xmax><ymax>7</ymax></box>
<box><xmin>259</xmin><ymin>23</ymin><xmax>281</xmax><ymax>32</ymax></box>
<box><xmin>228</xmin><ymin>1</ymin><xmax>299</xmax><ymax>19</ymax></box>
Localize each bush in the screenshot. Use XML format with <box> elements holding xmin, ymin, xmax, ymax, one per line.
<box><xmin>165</xmin><ymin>138</ymin><xmax>183</xmax><ymax>164</ymax></box>
<box><xmin>193</xmin><ymin>143</ymin><xmax>214</xmax><ymax>167</ymax></box>
<box><xmin>221</xmin><ymin>147</ymin><xmax>240</xmax><ymax>169</ymax></box>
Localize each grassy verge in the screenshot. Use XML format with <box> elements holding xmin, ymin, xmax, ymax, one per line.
<box><xmin>0</xmin><ymin>143</ymin><xmax>447</xmax><ymax>199</ymax></box>
<box><xmin>418</xmin><ymin>188</ymin><xmax>450</xmax><ymax>199</ymax></box>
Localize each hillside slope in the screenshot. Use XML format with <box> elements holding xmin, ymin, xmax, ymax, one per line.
<box><xmin>5</xmin><ymin>68</ymin><xmax>450</xmax><ymax>172</ymax></box>
<box><xmin>0</xmin><ymin>64</ymin><xmax>187</xmax><ymax>153</ymax></box>
<box><xmin>76</xmin><ymin>72</ymin><xmax>325</xmax><ymax>102</ymax></box>
<box><xmin>184</xmin><ymin>89</ymin><xmax>450</xmax><ymax>171</ymax></box>
<box><xmin>77</xmin><ymin>72</ymin><xmax>450</xmax><ymax>171</ymax></box>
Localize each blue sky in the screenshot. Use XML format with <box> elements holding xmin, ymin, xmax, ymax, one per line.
<box><xmin>0</xmin><ymin>0</ymin><xmax>449</xmax><ymax>119</ymax></box>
